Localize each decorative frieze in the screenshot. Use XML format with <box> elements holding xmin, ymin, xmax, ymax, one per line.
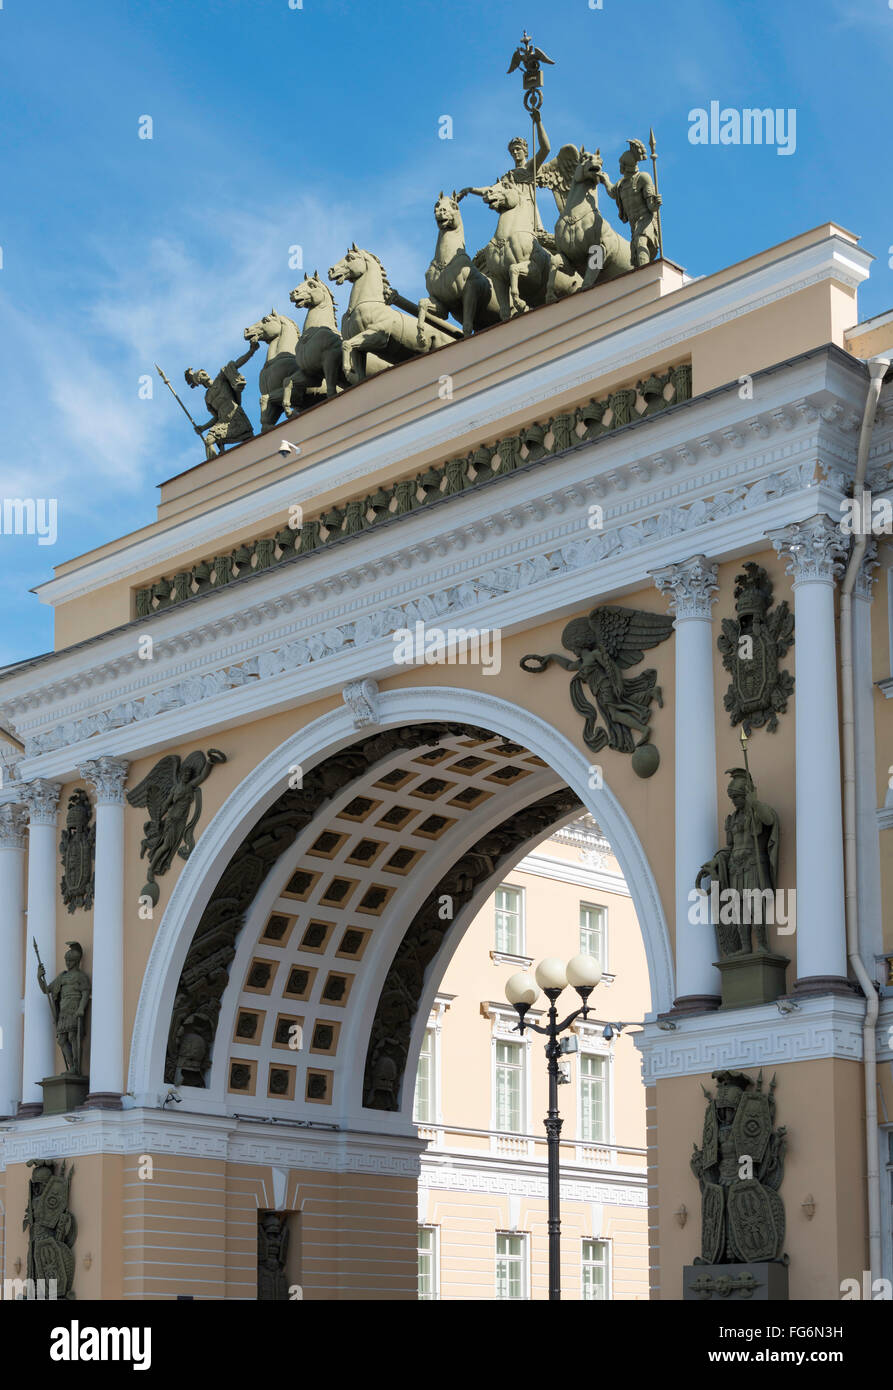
<box><xmin>134</xmin><ymin>363</ymin><xmax>693</xmax><ymax>619</ymax></box>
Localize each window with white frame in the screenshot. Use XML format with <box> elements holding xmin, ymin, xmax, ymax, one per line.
<box><xmin>496</xmin><ymin>1232</ymin><xmax>528</xmax><ymax>1299</ymax></box>
<box><xmin>581</xmin><ymin>1238</ymin><xmax>609</xmax><ymax>1300</ymax></box>
<box><xmin>579</xmin><ymin>902</ymin><xmax>607</xmax><ymax>966</ymax></box>
<box><xmin>579</xmin><ymin>1052</ymin><xmax>609</xmax><ymax>1143</ymax></box>
<box><xmin>495</xmin><ymin>884</ymin><xmax>524</xmax><ymax>955</ymax></box>
<box><xmin>418</xmin><ymin>1226</ymin><xmax>439</xmax><ymax>1300</ymax></box>
<box><xmin>413</xmin><ymin>1027</ymin><xmax>435</xmax><ymax>1124</ymax></box>
<box><xmin>494</xmin><ymin>1039</ymin><xmax>524</xmax><ymax>1133</ymax></box>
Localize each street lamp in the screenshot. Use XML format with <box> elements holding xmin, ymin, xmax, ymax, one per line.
<box><xmin>505</xmin><ymin>951</ymin><xmax>603</xmax><ymax>1301</ymax></box>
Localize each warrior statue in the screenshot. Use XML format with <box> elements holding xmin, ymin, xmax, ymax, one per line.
<box><xmin>458</xmin><ymin>109</ymin><xmax>554</xmax><ymax>234</ymax></box>
<box><xmin>36</xmin><ymin>940</ymin><xmax>90</xmax><ymax>1076</ymax></box>
<box><xmin>257</xmin><ymin>1212</ymin><xmax>290</xmax><ymax>1300</ymax></box>
<box><xmin>184</xmin><ymin>340</ymin><xmax>259</xmax><ymax>459</ymax></box>
<box><xmin>695</xmin><ymin>759</ymin><xmax>780</xmax><ymax>957</ymax></box>
<box><xmin>691</xmin><ymin>1070</ymin><xmax>787</xmax><ymax>1266</ymax></box>
<box><xmin>24</xmin><ymin>1159</ymin><xmax>77</xmax><ymax>1299</ymax></box>
<box><xmin>598</xmin><ymin>138</ymin><xmax>662</xmax><ymax>267</ymax></box>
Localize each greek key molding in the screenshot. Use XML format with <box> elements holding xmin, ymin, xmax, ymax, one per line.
<box><xmin>79</xmin><ymin>755</ymin><xmax>130</xmax><ymax>805</ymax></box>
<box><xmin>635</xmin><ymin>993</ymin><xmax>866</xmax><ymax>1083</ymax></box>
<box><xmin>651</xmin><ymin>553</ymin><xmax>719</xmax><ymax>620</ymax></box>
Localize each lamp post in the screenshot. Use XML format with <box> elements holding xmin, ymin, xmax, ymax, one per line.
<box><xmin>505</xmin><ymin>952</ymin><xmax>603</xmax><ymax>1301</ymax></box>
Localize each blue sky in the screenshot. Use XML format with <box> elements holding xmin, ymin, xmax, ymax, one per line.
<box><xmin>0</xmin><ymin>0</ymin><xmax>890</xmax><ymax>667</ymax></box>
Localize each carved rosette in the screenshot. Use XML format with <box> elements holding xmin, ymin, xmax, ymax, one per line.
<box><xmin>342</xmin><ymin>679</ymin><xmax>380</xmax><ymax>729</ymax></box>
<box><xmin>0</xmin><ymin>803</ymin><xmax>28</xmax><ymax>850</ymax></box>
<box><xmin>79</xmin><ymin>757</ymin><xmax>130</xmax><ymax>805</ymax></box>
<box><xmin>769</xmin><ymin>514</ymin><xmax>848</xmax><ymax>585</ymax></box>
<box><xmin>652</xmin><ymin>554</ymin><xmax>718</xmax><ymax>620</ymax></box>
<box><xmin>22</xmin><ymin>779</ymin><xmax>62</xmax><ymax>827</ymax></box>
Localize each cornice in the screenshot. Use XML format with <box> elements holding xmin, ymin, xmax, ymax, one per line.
<box><xmin>35</xmin><ymin>238</ymin><xmax>871</xmax><ymax>608</ymax></box>
<box><xmin>514</xmin><ymin>850</ymin><xmax>630</xmax><ymax>898</ymax></box>
<box><xmin>0</xmin><ymin>1106</ymin><xmax>425</xmax><ymax>1175</ymax></box>
<box><xmin>418</xmin><ymin>1150</ymin><xmax>647</xmax><ymax>1206</ymax></box>
<box><xmin>635</xmin><ymin>992</ymin><xmax>867</xmax><ymax>1082</ymax></box>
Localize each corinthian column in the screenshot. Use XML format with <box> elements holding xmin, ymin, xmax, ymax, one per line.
<box><xmin>80</xmin><ymin>757</ymin><xmax>129</xmax><ymax>1107</ymax></box>
<box><xmin>651</xmin><ymin>555</ymin><xmax>720</xmax><ymax>1011</ymax></box>
<box><xmin>770</xmin><ymin>515</ymin><xmax>849</xmax><ymax>992</ymax></box>
<box><xmin>20</xmin><ymin>779</ymin><xmax>61</xmax><ymax>1114</ymax></box>
<box><xmin>0</xmin><ymin>803</ymin><xmax>28</xmax><ymax>1117</ymax></box>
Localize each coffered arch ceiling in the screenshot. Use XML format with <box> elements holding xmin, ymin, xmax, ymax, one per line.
<box><xmin>164</xmin><ymin>723</ymin><xmax>584</xmax><ymax>1123</ymax></box>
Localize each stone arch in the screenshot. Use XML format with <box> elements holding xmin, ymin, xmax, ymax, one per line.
<box><xmin>128</xmin><ymin>688</ymin><xmax>673</xmax><ymax>1110</ymax></box>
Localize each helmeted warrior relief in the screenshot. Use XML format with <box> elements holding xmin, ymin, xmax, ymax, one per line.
<box><xmin>691</xmin><ymin>1070</ymin><xmax>787</xmax><ymax>1266</ymax></box>
<box><xmin>24</xmin><ymin>1159</ymin><xmax>77</xmax><ymax>1299</ymax></box>
<box><xmin>126</xmin><ymin>748</ymin><xmax>227</xmax><ymax>905</ymax></box>
<box><xmin>718</xmin><ymin>562</ymin><xmax>795</xmax><ymax>734</ymax></box>
<box><xmin>35</xmin><ymin>940</ymin><xmax>90</xmax><ymax>1077</ymax></box>
<box><xmin>520</xmin><ymin>606</ymin><xmax>674</xmax><ymax>776</ymax></box>
<box><xmin>257</xmin><ymin>1212</ymin><xmax>290</xmax><ymax>1300</ymax></box>
<box><xmin>59</xmin><ymin>789</ymin><xmax>95</xmax><ymax>913</ymax></box>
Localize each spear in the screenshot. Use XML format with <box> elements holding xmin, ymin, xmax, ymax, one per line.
<box><xmin>32</xmin><ymin>937</ymin><xmax>57</xmax><ymax>1022</ymax></box>
<box><xmin>155</xmin><ymin>362</ymin><xmax>200</xmax><ymax>430</ymax></box>
<box><xmin>649</xmin><ymin>127</ymin><xmax>664</xmax><ymax>258</ymax></box>
<box><xmin>740</xmin><ymin>727</ymin><xmax>769</xmax><ymax>895</ymax></box>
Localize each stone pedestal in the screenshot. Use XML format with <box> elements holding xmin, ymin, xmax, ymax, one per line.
<box><xmin>683</xmin><ymin>1262</ymin><xmax>789</xmax><ymax>1301</ymax></box>
<box><xmin>39</xmin><ymin>1073</ymin><xmax>89</xmax><ymax>1116</ymax></box>
<box><xmin>716</xmin><ymin>952</ymin><xmax>789</xmax><ymax>1009</ymax></box>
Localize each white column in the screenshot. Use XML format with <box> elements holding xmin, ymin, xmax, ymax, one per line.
<box><xmin>652</xmin><ymin>555</ymin><xmax>720</xmax><ymax>1010</ymax></box>
<box><xmin>770</xmin><ymin>515</ymin><xmax>849</xmax><ymax>989</ymax></box>
<box><xmin>0</xmin><ymin>803</ymin><xmax>28</xmax><ymax>1117</ymax></box>
<box><xmin>80</xmin><ymin>757</ymin><xmax>129</xmax><ymax>1106</ymax></box>
<box><xmin>20</xmin><ymin>779</ymin><xmax>61</xmax><ymax>1111</ymax></box>
<box><xmin>853</xmin><ymin>544</ymin><xmax>883</xmax><ymax>961</ymax></box>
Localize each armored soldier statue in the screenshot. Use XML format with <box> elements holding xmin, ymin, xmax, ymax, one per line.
<box><xmin>257</xmin><ymin>1212</ymin><xmax>290</xmax><ymax>1300</ymax></box>
<box><xmin>696</xmin><ymin>765</ymin><xmax>780</xmax><ymax>957</ymax></box>
<box><xmin>185</xmin><ymin>339</ymin><xmax>259</xmax><ymax>459</ymax></box>
<box><xmin>36</xmin><ymin>941</ymin><xmax>90</xmax><ymax>1076</ymax></box>
<box><xmin>599</xmin><ymin>138</ymin><xmax>661</xmax><ymax>267</ymax></box>
<box><xmin>24</xmin><ymin>1159</ymin><xmax>77</xmax><ymax>1299</ymax></box>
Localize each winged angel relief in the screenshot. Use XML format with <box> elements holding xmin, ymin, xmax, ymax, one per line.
<box><xmin>126</xmin><ymin>749</ymin><xmax>227</xmax><ymax>904</ymax></box>
<box><xmin>521</xmin><ymin>606</ymin><xmax>674</xmax><ymax>777</ymax></box>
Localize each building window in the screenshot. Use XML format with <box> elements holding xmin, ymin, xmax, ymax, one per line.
<box><xmin>418</xmin><ymin>1226</ymin><xmax>439</xmax><ymax>1300</ymax></box>
<box><xmin>580</xmin><ymin>1053</ymin><xmax>608</xmax><ymax>1142</ymax></box>
<box><xmin>494</xmin><ymin>1040</ymin><xmax>524</xmax><ymax>1133</ymax></box>
<box><xmin>581</xmin><ymin>1238</ymin><xmax>609</xmax><ymax>1300</ymax></box>
<box><xmin>579</xmin><ymin>902</ymin><xmax>606</xmax><ymax>966</ymax></box>
<box><xmin>413</xmin><ymin>1027</ymin><xmax>435</xmax><ymax>1124</ymax></box>
<box><xmin>495</xmin><ymin>884</ymin><xmax>524</xmax><ymax>955</ymax></box>
<box><xmin>496</xmin><ymin>1233</ymin><xmax>528</xmax><ymax>1300</ymax></box>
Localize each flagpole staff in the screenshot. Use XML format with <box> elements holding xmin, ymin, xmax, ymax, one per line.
<box><xmin>154</xmin><ymin>362</ymin><xmax>199</xmax><ymax>430</ymax></box>
<box><xmin>649</xmin><ymin>127</ymin><xmax>664</xmax><ymax>258</ymax></box>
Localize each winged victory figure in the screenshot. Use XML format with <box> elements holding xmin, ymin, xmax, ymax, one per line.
<box><xmin>127</xmin><ymin>749</ymin><xmax>227</xmax><ymax>903</ymax></box>
<box><xmin>521</xmin><ymin>606</ymin><xmax>674</xmax><ymax>754</ymax></box>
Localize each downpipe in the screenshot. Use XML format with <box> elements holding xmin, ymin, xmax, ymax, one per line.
<box><xmin>840</xmin><ymin>354</ymin><xmax>889</xmax><ymax>1281</ymax></box>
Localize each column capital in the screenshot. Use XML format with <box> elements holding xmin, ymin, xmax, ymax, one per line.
<box><xmin>0</xmin><ymin>803</ymin><xmax>28</xmax><ymax>849</ymax></box>
<box><xmin>854</xmin><ymin>538</ymin><xmax>880</xmax><ymax>601</ymax></box>
<box><xmin>651</xmin><ymin>554</ymin><xmax>719</xmax><ymax>619</ymax></box>
<box><xmin>21</xmin><ymin>779</ymin><xmax>61</xmax><ymax>826</ymax></box>
<box><xmin>769</xmin><ymin>514</ymin><xmax>848</xmax><ymax>585</ymax></box>
<box><xmin>79</xmin><ymin>756</ymin><xmax>130</xmax><ymax>805</ymax></box>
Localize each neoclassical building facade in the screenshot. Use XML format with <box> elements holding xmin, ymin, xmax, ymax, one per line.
<box><xmin>0</xmin><ymin>221</ymin><xmax>891</xmax><ymax>1299</ymax></box>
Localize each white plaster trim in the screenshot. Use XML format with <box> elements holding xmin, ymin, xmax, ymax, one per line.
<box><xmin>0</xmin><ymin>1106</ymin><xmax>425</xmax><ymax>1175</ymax></box>
<box><xmin>635</xmin><ymin>993</ymin><xmax>867</xmax><ymax>1082</ymax></box>
<box><xmin>126</xmin><ymin>688</ymin><xmax>675</xmax><ymax>1106</ymax></box>
<box><xmin>418</xmin><ymin>1150</ymin><xmax>647</xmax><ymax>1207</ymax></box>
<box><xmin>514</xmin><ymin>849</ymin><xmax>631</xmax><ymax>898</ymax></box>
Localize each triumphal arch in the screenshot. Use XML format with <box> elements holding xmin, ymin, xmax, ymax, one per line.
<box><xmin>1</xmin><ymin>43</ymin><xmax>891</xmax><ymax>1300</ymax></box>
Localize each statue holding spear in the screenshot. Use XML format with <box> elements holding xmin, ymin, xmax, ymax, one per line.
<box><xmin>34</xmin><ymin>938</ymin><xmax>91</xmax><ymax>1076</ymax></box>
<box><xmin>156</xmin><ymin>339</ymin><xmax>259</xmax><ymax>460</ymax></box>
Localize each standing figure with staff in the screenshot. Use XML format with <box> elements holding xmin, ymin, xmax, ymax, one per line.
<box><xmin>34</xmin><ymin>939</ymin><xmax>91</xmax><ymax>1075</ymax></box>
